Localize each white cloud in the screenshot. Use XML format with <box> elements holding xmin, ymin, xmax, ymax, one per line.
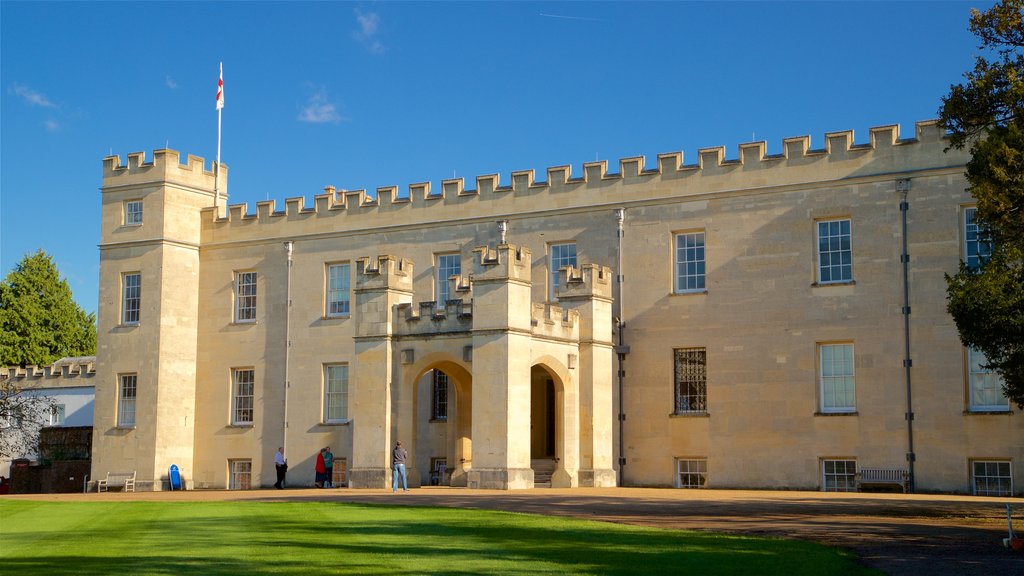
<box><xmin>43</xmin><ymin>119</ymin><xmax>60</xmax><ymax>132</ymax></box>
<box><xmin>353</xmin><ymin>8</ymin><xmax>385</xmax><ymax>54</ymax></box>
<box><xmin>298</xmin><ymin>88</ymin><xmax>343</xmax><ymax>124</ymax></box>
<box><xmin>11</xmin><ymin>83</ymin><xmax>57</xmax><ymax>108</ymax></box>
<box><xmin>166</xmin><ymin>75</ymin><xmax>179</xmax><ymax>89</ymax></box>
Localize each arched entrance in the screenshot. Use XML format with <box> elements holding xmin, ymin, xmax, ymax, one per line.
<box><xmin>403</xmin><ymin>356</ymin><xmax>472</xmax><ymax>488</ymax></box>
<box><xmin>531</xmin><ymin>364</ymin><xmax>559</xmax><ymax>486</ymax></box>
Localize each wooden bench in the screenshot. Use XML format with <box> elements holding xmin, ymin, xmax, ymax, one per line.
<box><xmin>856</xmin><ymin>468</ymin><xmax>909</xmax><ymax>492</ymax></box>
<box><xmin>97</xmin><ymin>471</ymin><xmax>136</xmax><ymax>492</ymax></box>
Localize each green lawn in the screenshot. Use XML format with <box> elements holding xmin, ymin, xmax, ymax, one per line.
<box><xmin>0</xmin><ymin>500</ymin><xmax>878</xmax><ymax>575</ymax></box>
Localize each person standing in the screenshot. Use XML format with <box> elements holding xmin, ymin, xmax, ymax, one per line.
<box><xmin>392</xmin><ymin>440</ymin><xmax>408</xmax><ymax>492</ymax></box>
<box><xmin>323</xmin><ymin>446</ymin><xmax>334</xmax><ymax>488</ymax></box>
<box><xmin>315</xmin><ymin>448</ymin><xmax>327</xmax><ymax>488</ymax></box>
<box><xmin>274</xmin><ymin>447</ymin><xmax>287</xmax><ymax>489</ymax></box>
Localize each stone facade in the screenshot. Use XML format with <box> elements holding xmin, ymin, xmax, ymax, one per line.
<box><xmin>88</xmin><ymin>120</ymin><xmax>1023</xmax><ymax>494</ymax></box>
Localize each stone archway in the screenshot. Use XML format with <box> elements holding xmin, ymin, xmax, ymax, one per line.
<box><xmin>530</xmin><ymin>356</ymin><xmax>578</xmax><ymax>488</ymax></box>
<box><xmin>400</xmin><ymin>354</ymin><xmax>472</xmax><ymax>488</ymax></box>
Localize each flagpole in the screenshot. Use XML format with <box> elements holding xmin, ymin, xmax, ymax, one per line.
<box><xmin>215</xmin><ymin>62</ymin><xmax>223</xmax><ymax>215</ymax></box>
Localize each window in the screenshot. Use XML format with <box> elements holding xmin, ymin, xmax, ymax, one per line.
<box><xmin>817</xmin><ymin>219</ymin><xmax>852</xmax><ymax>283</ymax></box>
<box><xmin>48</xmin><ymin>404</ymin><xmax>66</xmax><ymax>426</ymax></box>
<box><xmin>229</xmin><ymin>459</ymin><xmax>252</xmax><ymax>490</ymax></box>
<box><xmin>549</xmin><ymin>242</ymin><xmax>577</xmax><ymax>300</ymax></box>
<box><xmin>232</xmin><ymin>369</ymin><xmax>254</xmax><ymax>425</ymax></box>
<box><xmin>332</xmin><ymin>457</ymin><xmax>348</xmax><ymax>487</ymax></box>
<box><xmin>326</xmin><ymin>263</ymin><xmax>350</xmax><ymax>317</ymax></box>
<box><xmin>673</xmin><ymin>348</ymin><xmax>707</xmax><ymax>414</ymax></box>
<box><xmin>118</xmin><ymin>374</ymin><xmax>137</xmax><ymax>427</ymax></box>
<box><xmin>323</xmin><ymin>364</ymin><xmax>349</xmax><ymax>423</ymax></box>
<box><xmin>968</xmin><ymin>348</ymin><xmax>1009</xmax><ymax>411</ymax></box>
<box><xmin>430</xmin><ymin>457</ymin><xmax>448</xmax><ymax>485</ymax></box>
<box><xmin>676</xmin><ymin>459</ymin><xmax>708</xmax><ymax>489</ymax></box>
<box><xmin>964</xmin><ymin>207</ymin><xmax>993</xmax><ymax>271</ymax></box>
<box><xmin>234</xmin><ymin>271</ymin><xmax>257</xmax><ymax>322</ymax></box>
<box><xmin>432</xmin><ymin>370</ymin><xmax>449</xmax><ymax>421</ymax></box>
<box><xmin>972</xmin><ymin>460</ymin><xmax>1012</xmax><ymax>497</ymax></box>
<box><xmin>822</xmin><ymin>460</ymin><xmax>857</xmax><ymax>492</ymax></box>
<box><xmin>124</xmin><ymin>200</ymin><xmax>143</xmax><ymax>225</ymax></box>
<box><xmin>674</xmin><ymin>231</ymin><xmax>706</xmax><ymax>293</ymax></box>
<box><xmin>820</xmin><ymin>343</ymin><xmax>855</xmax><ymax>413</ymax></box>
<box><xmin>122</xmin><ymin>273</ymin><xmax>141</xmax><ymax>325</ymax></box>
<box><xmin>436</xmin><ymin>253</ymin><xmax>461</xmax><ymax>303</ymax></box>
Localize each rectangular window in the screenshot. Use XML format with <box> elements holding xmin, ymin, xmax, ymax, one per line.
<box><xmin>674</xmin><ymin>231</ymin><xmax>706</xmax><ymax>293</ymax></box>
<box><xmin>822</xmin><ymin>460</ymin><xmax>857</xmax><ymax>492</ymax></box>
<box><xmin>676</xmin><ymin>459</ymin><xmax>708</xmax><ymax>489</ymax></box>
<box><xmin>964</xmin><ymin>207</ymin><xmax>993</xmax><ymax>271</ymax></box>
<box><xmin>972</xmin><ymin>460</ymin><xmax>1012</xmax><ymax>496</ymax></box>
<box><xmin>323</xmin><ymin>364</ymin><xmax>349</xmax><ymax>423</ymax></box>
<box><xmin>234</xmin><ymin>271</ymin><xmax>257</xmax><ymax>323</ymax></box>
<box><xmin>229</xmin><ymin>459</ymin><xmax>252</xmax><ymax>490</ymax></box>
<box><xmin>432</xmin><ymin>370</ymin><xmax>449</xmax><ymax>421</ymax></box>
<box><xmin>118</xmin><ymin>374</ymin><xmax>137</xmax><ymax>427</ymax></box>
<box><xmin>48</xmin><ymin>404</ymin><xmax>66</xmax><ymax>426</ymax></box>
<box><xmin>430</xmin><ymin>457</ymin><xmax>448</xmax><ymax>485</ymax></box>
<box><xmin>436</xmin><ymin>253</ymin><xmax>461</xmax><ymax>304</ymax></box>
<box><xmin>968</xmin><ymin>347</ymin><xmax>1009</xmax><ymax>411</ymax></box>
<box><xmin>122</xmin><ymin>273</ymin><xmax>141</xmax><ymax>325</ymax></box>
<box><xmin>124</xmin><ymin>200</ymin><xmax>143</xmax><ymax>226</ymax></box>
<box><xmin>817</xmin><ymin>219</ymin><xmax>852</xmax><ymax>283</ymax></box>
<box><xmin>332</xmin><ymin>457</ymin><xmax>348</xmax><ymax>487</ymax></box>
<box><xmin>326</xmin><ymin>263</ymin><xmax>351</xmax><ymax>317</ymax></box>
<box><xmin>820</xmin><ymin>343</ymin><xmax>855</xmax><ymax>413</ymax></box>
<box><xmin>549</xmin><ymin>242</ymin><xmax>577</xmax><ymax>301</ymax></box>
<box><xmin>673</xmin><ymin>348</ymin><xmax>707</xmax><ymax>414</ymax></box>
<box><xmin>232</xmin><ymin>369</ymin><xmax>254</xmax><ymax>425</ymax></box>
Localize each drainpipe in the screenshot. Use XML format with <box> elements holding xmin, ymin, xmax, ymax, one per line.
<box><xmin>614</xmin><ymin>208</ymin><xmax>629</xmax><ymax>486</ymax></box>
<box><xmin>897</xmin><ymin>179</ymin><xmax>915</xmax><ymax>492</ymax></box>
<box><xmin>283</xmin><ymin>241</ymin><xmax>293</xmax><ymax>458</ymax></box>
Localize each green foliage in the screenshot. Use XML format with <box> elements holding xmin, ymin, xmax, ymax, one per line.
<box><xmin>0</xmin><ymin>250</ymin><xmax>96</xmax><ymax>367</ymax></box>
<box><xmin>0</xmin><ymin>501</ymin><xmax>878</xmax><ymax>575</ymax></box>
<box><xmin>940</xmin><ymin>0</ymin><xmax>1024</xmax><ymax>407</ymax></box>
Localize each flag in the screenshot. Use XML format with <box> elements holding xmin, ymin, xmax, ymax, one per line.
<box><xmin>216</xmin><ymin>63</ymin><xmax>224</xmax><ymax>110</ymax></box>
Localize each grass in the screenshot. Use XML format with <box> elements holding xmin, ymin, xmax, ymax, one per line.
<box><xmin>0</xmin><ymin>500</ymin><xmax>879</xmax><ymax>575</ymax></box>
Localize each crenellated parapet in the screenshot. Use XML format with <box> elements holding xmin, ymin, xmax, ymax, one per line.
<box><xmin>472</xmin><ymin>244</ymin><xmax>532</xmax><ymax>284</ymax></box>
<box><xmin>556</xmin><ymin>264</ymin><xmax>614</xmax><ymax>302</ymax></box>
<box><xmin>531</xmin><ymin>303</ymin><xmax>580</xmax><ymax>342</ymax></box>
<box><xmin>2</xmin><ymin>356</ymin><xmax>97</xmax><ymax>387</ymax></box>
<box><xmin>395</xmin><ymin>299</ymin><xmax>473</xmax><ymax>337</ymax></box>
<box><xmin>355</xmin><ymin>255</ymin><xmax>414</xmax><ymax>293</ymax></box>
<box><xmin>103</xmin><ymin>149</ymin><xmax>223</xmax><ymax>190</ymax></box>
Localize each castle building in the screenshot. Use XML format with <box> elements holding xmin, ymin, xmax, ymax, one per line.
<box><xmin>89</xmin><ymin>121</ymin><xmax>1022</xmax><ymax>494</ymax></box>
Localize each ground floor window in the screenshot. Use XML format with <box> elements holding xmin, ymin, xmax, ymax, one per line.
<box><xmin>676</xmin><ymin>458</ymin><xmax>707</xmax><ymax>488</ymax></box>
<box><xmin>822</xmin><ymin>460</ymin><xmax>857</xmax><ymax>492</ymax></box>
<box><xmin>430</xmin><ymin>457</ymin><xmax>448</xmax><ymax>485</ymax></box>
<box><xmin>972</xmin><ymin>460</ymin><xmax>1012</xmax><ymax>497</ymax></box>
<box><xmin>332</xmin><ymin>457</ymin><xmax>348</xmax><ymax>487</ymax></box>
<box><xmin>229</xmin><ymin>459</ymin><xmax>252</xmax><ymax>490</ymax></box>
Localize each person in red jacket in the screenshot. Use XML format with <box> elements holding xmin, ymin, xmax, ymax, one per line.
<box><xmin>314</xmin><ymin>448</ymin><xmax>327</xmax><ymax>488</ymax></box>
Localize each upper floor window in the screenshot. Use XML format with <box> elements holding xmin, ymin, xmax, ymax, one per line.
<box><xmin>432</xmin><ymin>370</ymin><xmax>449</xmax><ymax>421</ymax></box>
<box><xmin>48</xmin><ymin>404</ymin><xmax>66</xmax><ymax>426</ymax></box>
<box><xmin>816</xmin><ymin>219</ymin><xmax>852</xmax><ymax>284</ymax></box>
<box><xmin>675</xmin><ymin>231</ymin><xmax>706</xmax><ymax>293</ymax></box>
<box><xmin>124</xmin><ymin>200</ymin><xmax>143</xmax><ymax>226</ymax></box>
<box><xmin>819</xmin><ymin>343</ymin><xmax>855</xmax><ymax>413</ymax></box>
<box><xmin>968</xmin><ymin>347</ymin><xmax>1009</xmax><ymax>411</ymax></box>
<box><xmin>232</xmin><ymin>368</ymin><xmax>255</xmax><ymax>425</ymax></box>
<box><xmin>326</xmin><ymin>263</ymin><xmax>351</xmax><ymax>317</ymax></box>
<box><xmin>964</xmin><ymin>207</ymin><xmax>993</xmax><ymax>271</ymax></box>
<box><xmin>118</xmin><ymin>374</ymin><xmax>137</xmax><ymax>427</ymax></box>
<box><xmin>323</xmin><ymin>364</ymin><xmax>349</xmax><ymax>423</ymax></box>
<box><xmin>549</xmin><ymin>242</ymin><xmax>577</xmax><ymax>301</ymax></box>
<box><xmin>122</xmin><ymin>273</ymin><xmax>141</xmax><ymax>325</ymax></box>
<box><xmin>234</xmin><ymin>271</ymin><xmax>257</xmax><ymax>323</ymax></box>
<box><xmin>436</xmin><ymin>253</ymin><xmax>461</xmax><ymax>304</ymax></box>
<box><xmin>673</xmin><ymin>347</ymin><xmax>707</xmax><ymax>414</ymax></box>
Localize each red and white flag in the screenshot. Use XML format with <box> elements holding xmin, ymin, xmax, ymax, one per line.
<box><xmin>216</xmin><ymin>63</ymin><xmax>224</xmax><ymax>110</ymax></box>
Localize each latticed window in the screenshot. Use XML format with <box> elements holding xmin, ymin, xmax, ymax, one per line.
<box><xmin>817</xmin><ymin>219</ymin><xmax>852</xmax><ymax>283</ymax></box>
<box><xmin>324</xmin><ymin>364</ymin><xmax>348</xmax><ymax>422</ymax></box>
<box><xmin>118</xmin><ymin>374</ymin><xmax>137</xmax><ymax>427</ymax></box>
<box><xmin>432</xmin><ymin>370</ymin><xmax>448</xmax><ymax>421</ymax></box>
<box><xmin>676</xmin><ymin>459</ymin><xmax>707</xmax><ymax>488</ymax></box>
<box><xmin>326</xmin><ymin>263</ymin><xmax>350</xmax><ymax>316</ymax></box>
<box><xmin>235</xmin><ymin>271</ymin><xmax>257</xmax><ymax>322</ymax></box>
<box><xmin>232</xmin><ymin>369</ymin><xmax>254</xmax><ymax>424</ymax></box>
<box><xmin>972</xmin><ymin>461</ymin><xmax>1012</xmax><ymax>497</ymax></box>
<box><xmin>674</xmin><ymin>348</ymin><xmax>707</xmax><ymax>413</ymax></box>
<box><xmin>436</xmin><ymin>254</ymin><xmax>461</xmax><ymax>304</ymax></box>
<box><xmin>229</xmin><ymin>459</ymin><xmax>252</xmax><ymax>490</ymax></box>
<box><xmin>964</xmin><ymin>207</ymin><xmax>993</xmax><ymax>271</ymax></box>
<box><xmin>122</xmin><ymin>273</ymin><xmax>141</xmax><ymax>324</ymax></box>
<box><xmin>675</xmin><ymin>231</ymin><xmax>706</xmax><ymax>292</ymax></box>
<box><xmin>822</xmin><ymin>460</ymin><xmax>857</xmax><ymax>492</ymax></box>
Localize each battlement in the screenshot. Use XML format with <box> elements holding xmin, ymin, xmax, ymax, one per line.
<box><xmin>190</xmin><ymin>120</ymin><xmax>965</xmax><ymax>236</ymax></box>
<box><xmin>355</xmin><ymin>255</ymin><xmax>414</xmax><ymax>293</ymax></box>
<box><xmin>556</xmin><ymin>264</ymin><xmax>614</xmax><ymax>301</ymax></box>
<box><xmin>531</xmin><ymin>303</ymin><xmax>580</xmax><ymax>342</ymax></box>
<box><xmin>103</xmin><ymin>149</ymin><xmax>224</xmax><ymax>190</ymax></box>
<box><xmin>395</xmin><ymin>299</ymin><xmax>474</xmax><ymax>337</ymax></box>
<box><xmin>2</xmin><ymin>356</ymin><xmax>97</xmax><ymax>385</ymax></box>
<box><xmin>472</xmin><ymin>244</ymin><xmax>532</xmax><ymax>283</ymax></box>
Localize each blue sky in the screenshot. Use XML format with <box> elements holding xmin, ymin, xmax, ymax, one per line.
<box><xmin>1</xmin><ymin>1</ymin><xmax>990</xmax><ymax>315</ymax></box>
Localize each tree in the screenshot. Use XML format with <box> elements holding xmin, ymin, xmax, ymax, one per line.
<box><xmin>0</xmin><ymin>377</ymin><xmax>54</xmax><ymax>460</ymax></box>
<box><xmin>940</xmin><ymin>0</ymin><xmax>1024</xmax><ymax>407</ymax></box>
<box><xmin>0</xmin><ymin>250</ymin><xmax>96</xmax><ymax>367</ymax></box>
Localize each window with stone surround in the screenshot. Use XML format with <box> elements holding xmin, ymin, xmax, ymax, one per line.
<box><xmin>549</xmin><ymin>242</ymin><xmax>577</xmax><ymax>301</ymax></box>
<box><xmin>967</xmin><ymin>347</ymin><xmax>1009</xmax><ymax>412</ymax></box>
<box><xmin>124</xmin><ymin>199</ymin><xmax>143</xmax><ymax>226</ymax></box>
<box><xmin>673</xmin><ymin>347</ymin><xmax>707</xmax><ymax>414</ymax></box>
<box><xmin>822</xmin><ymin>459</ymin><xmax>857</xmax><ymax>492</ymax></box>
<box><xmin>432</xmin><ymin>370</ymin><xmax>448</xmax><ymax>421</ymax></box>
<box><xmin>326</xmin><ymin>263</ymin><xmax>350</xmax><ymax>317</ymax></box>
<box><xmin>436</xmin><ymin>253</ymin><xmax>461</xmax><ymax>304</ymax></box>
<box><xmin>819</xmin><ymin>343</ymin><xmax>855</xmax><ymax>413</ymax></box>
<box><xmin>674</xmin><ymin>231</ymin><xmax>706</xmax><ymax>293</ymax></box>
<box><xmin>676</xmin><ymin>458</ymin><xmax>707</xmax><ymax>488</ymax></box>
<box><xmin>232</xmin><ymin>368</ymin><xmax>254</xmax><ymax>425</ymax></box>
<box><xmin>963</xmin><ymin>207</ymin><xmax>993</xmax><ymax>271</ymax></box>
<box><xmin>118</xmin><ymin>374</ymin><xmax>137</xmax><ymax>427</ymax></box>
<box><xmin>972</xmin><ymin>460</ymin><xmax>1012</xmax><ymax>496</ymax></box>
<box><xmin>229</xmin><ymin>459</ymin><xmax>252</xmax><ymax>490</ymax></box>
<box><xmin>122</xmin><ymin>273</ymin><xmax>141</xmax><ymax>325</ymax></box>
<box><xmin>234</xmin><ymin>271</ymin><xmax>257</xmax><ymax>323</ymax></box>
<box><xmin>816</xmin><ymin>218</ymin><xmax>852</xmax><ymax>283</ymax></box>
<box><xmin>323</xmin><ymin>364</ymin><xmax>348</xmax><ymax>423</ymax></box>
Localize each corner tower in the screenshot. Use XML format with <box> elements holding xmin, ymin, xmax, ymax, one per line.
<box><xmin>92</xmin><ymin>150</ymin><xmax>224</xmax><ymax>490</ymax></box>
